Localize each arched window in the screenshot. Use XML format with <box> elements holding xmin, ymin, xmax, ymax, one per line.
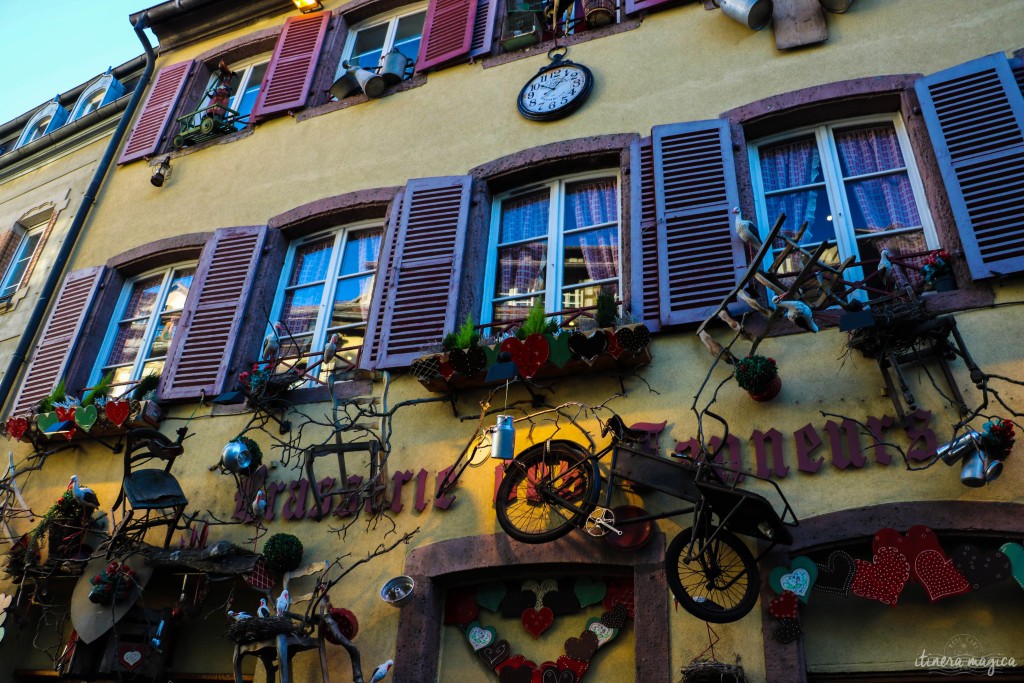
<box><xmin>14</xmin><ymin>100</ymin><xmax>68</xmax><ymax>149</ymax></box>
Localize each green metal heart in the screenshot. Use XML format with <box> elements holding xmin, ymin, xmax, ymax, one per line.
<box><xmin>999</xmin><ymin>542</ymin><xmax>1024</xmax><ymax>590</ymax></box>
<box><xmin>545</xmin><ymin>332</ymin><xmax>571</xmax><ymax>368</ymax></box>
<box><xmin>769</xmin><ymin>555</ymin><xmax>818</xmax><ymax>603</ymax></box>
<box><xmin>465</xmin><ymin>621</ymin><xmax>497</xmax><ymax>651</ymax></box>
<box><xmin>476</xmin><ymin>582</ymin><xmax>506</xmax><ymax>612</ymax></box>
<box><xmin>36</xmin><ymin>412</ymin><xmax>59</xmax><ymax>434</ymax></box>
<box><xmin>483</xmin><ymin>344</ymin><xmax>499</xmax><ymax>368</ymax></box>
<box><xmin>585</xmin><ymin>617</ymin><xmax>618</xmax><ymax>647</ymax></box>
<box><xmin>573</xmin><ymin>577</ymin><xmax>606</xmax><ymax>608</ymax></box>
<box><xmin>75</xmin><ymin>404</ymin><xmax>99</xmax><ymax>432</ymax></box>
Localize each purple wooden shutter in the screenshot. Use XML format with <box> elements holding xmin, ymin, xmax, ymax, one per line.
<box><xmin>361</xmin><ymin>192</ymin><xmax>403</xmax><ymax>369</ymax></box>
<box><xmin>374</xmin><ymin>177</ymin><xmax>472</xmax><ymax>368</ymax></box>
<box><xmin>915</xmin><ymin>53</ymin><xmax>1024</xmax><ymax>279</ymax></box>
<box><xmin>629</xmin><ymin>137</ymin><xmax>661</xmax><ymax>332</ymax></box>
<box><xmin>469</xmin><ymin>0</ymin><xmax>498</xmax><ymax>58</ymax></box>
<box><xmin>11</xmin><ymin>267</ymin><xmax>105</xmax><ymax>415</ymax></box>
<box><xmin>160</xmin><ymin>226</ymin><xmax>267</xmax><ymax>400</ymax></box>
<box><xmin>118</xmin><ymin>60</ymin><xmax>194</xmax><ymax>164</ymax></box>
<box><xmin>625</xmin><ymin>0</ymin><xmax>675</xmax><ymax>15</ymax></box>
<box><xmin>252</xmin><ymin>11</ymin><xmax>330</xmax><ymax>120</ymax></box>
<box><xmin>416</xmin><ymin>0</ymin><xmax>477</xmax><ymax>73</ymax></box>
<box><xmin>652</xmin><ymin>120</ymin><xmax>743</xmax><ymax>326</ymax></box>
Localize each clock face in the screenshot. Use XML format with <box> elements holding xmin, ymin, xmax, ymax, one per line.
<box><xmin>517</xmin><ymin>62</ymin><xmax>593</xmax><ymax>121</ymax></box>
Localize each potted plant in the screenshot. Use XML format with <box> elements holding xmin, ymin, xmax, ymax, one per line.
<box><xmin>921</xmin><ymin>249</ymin><xmax>955</xmax><ymax>292</ymax></box>
<box><xmin>979</xmin><ymin>418</ymin><xmax>1015</xmax><ymax>462</ymax></box>
<box><xmin>734</xmin><ymin>355</ymin><xmax>781</xmax><ymax>402</ymax></box>
<box><xmin>31</xmin><ymin>490</ymin><xmax>90</xmax><ymax>561</ymax></box>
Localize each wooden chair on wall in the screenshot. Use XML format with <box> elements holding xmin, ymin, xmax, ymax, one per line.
<box><xmin>106</xmin><ymin>428</ymin><xmax>189</xmax><ymax>558</ymax></box>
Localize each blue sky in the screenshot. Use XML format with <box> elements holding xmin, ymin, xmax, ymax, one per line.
<box><xmin>0</xmin><ymin>0</ymin><xmax>158</xmax><ymax>123</ymax></box>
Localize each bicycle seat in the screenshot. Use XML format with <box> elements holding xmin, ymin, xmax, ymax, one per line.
<box><xmin>603</xmin><ymin>416</ymin><xmax>651</xmax><ymax>444</ymax></box>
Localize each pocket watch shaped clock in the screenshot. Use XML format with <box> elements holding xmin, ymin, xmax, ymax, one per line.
<box><xmin>517</xmin><ymin>48</ymin><xmax>594</xmax><ymax>122</ymax></box>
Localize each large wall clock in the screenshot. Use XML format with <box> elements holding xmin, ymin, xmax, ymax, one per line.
<box><xmin>517</xmin><ymin>48</ymin><xmax>594</xmax><ymax>122</ymax></box>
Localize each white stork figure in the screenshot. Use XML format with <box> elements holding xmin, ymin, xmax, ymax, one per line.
<box><xmin>370</xmin><ymin>660</ymin><xmax>394</xmax><ymax>683</ymax></box>
<box><xmin>732</xmin><ymin>207</ymin><xmax>761</xmax><ymax>250</ymax></box>
<box><xmin>68</xmin><ymin>475</ymin><xmax>100</xmax><ymax>509</ymax></box>
<box><xmin>773</xmin><ymin>296</ymin><xmax>819</xmax><ymax>333</ymax></box>
<box><xmin>262</xmin><ymin>322</ymin><xmax>285</xmax><ymax>365</ymax></box>
<box><xmin>736</xmin><ymin>289</ymin><xmax>772</xmax><ymax>317</ymax></box>
<box><xmin>323</xmin><ymin>333</ymin><xmax>340</xmax><ymax>368</ymax></box>
<box><xmin>251</xmin><ymin>490</ymin><xmax>267</xmax><ymax>520</ymax></box>
<box><xmin>275</xmin><ymin>589</ymin><xmax>290</xmax><ymax>616</ymax></box>
<box><xmin>227</xmin><ymin>610</ymin><xmax>251</xmax><ymax>621</ymax></box>
<box><xmin>256</xmin><ymin>598</ymin><xmax>271</xmax><ymax>619</ymax></box>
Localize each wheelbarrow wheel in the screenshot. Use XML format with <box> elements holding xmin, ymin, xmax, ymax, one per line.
<box><xmin>200</xmin><ymin>116</ymin><xmax>216</xmax><ymax>135</ymax></box>
<box><xmin>495</xmin><ymin>440</ymin><xmax>598</xmax><ymax>544</ymax></box>
<box><xmin>665</xmin><ymin>525</ymin><xmax>758</xmax><ymax>623</ymax></box>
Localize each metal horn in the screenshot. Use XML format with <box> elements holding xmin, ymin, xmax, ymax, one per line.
<box><xmin>937</xmin><ymin>429</ymin><xmax>980</xmax><ymax>465</ymax></box>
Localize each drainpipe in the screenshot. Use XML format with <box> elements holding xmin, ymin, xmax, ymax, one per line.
<box><xmin>0</xmin><ymin>13</ymin><xmax>157</xmax><ymax>414</ymax></box>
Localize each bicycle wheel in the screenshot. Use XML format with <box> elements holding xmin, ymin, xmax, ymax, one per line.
<box><xmin>665</xmin><ymin>526</ymin><xmax>759</xmax><ymax>623</ymax></box>
<box><xmin>495</xmin><ymin>440</ymin><xmax>598</xmax><ymax>544</ymax></box>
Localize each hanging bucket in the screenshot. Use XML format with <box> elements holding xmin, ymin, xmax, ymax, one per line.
<box><xmin>329</xmin><ymin>66</ymin><xmax>361</xmax><ymax>100</ymax></box>
<box><xmin>718</xmin><ymin>0</ymin><xmax>773</xmax><ymax>30</ymax></box>
<box><xmin>583</xmin><ymin>0</ymin><xmax>616</xmax><ymax>27</ymax></box>
<box><xmin>354</xmin><ymin>67</ymin><xmax>386</xmax><ymax>98</ymax></box>
<box><xmin>380</xmin><ymin>50</ymin><xmax>410</xmax><ymax>86</ymax></box>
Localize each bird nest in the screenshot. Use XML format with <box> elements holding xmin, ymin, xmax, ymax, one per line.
<box><xmin>681</xmin><ymin>660</ymin><xmax>748</xmax><ymax>683</ymax></box>
<box><xmin>847</xmin><ymin>297</ymin><xmax>929</xmax><ymax>359</ymax></box>
<box><xmin>227</xmin><ymin>616</ymin><xmax>307</xmax><ymax>644</ymax></box>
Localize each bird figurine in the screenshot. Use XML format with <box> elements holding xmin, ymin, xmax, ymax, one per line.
<box><xmin>262</xmin><ymin>322</ymin><xmax>285</xmax><ymax>365</ymax></box>
<box><xmin>876</xmin><ymin>248</ymin><xmax>894</xmax><ymax>284</ymax></box>
<box><xmin>773</xmin><ymin>296</ymin><xmax>819</xmax><ymax>333</ymax></box>
<box><xmin>717</xmin><ymin>309</ymin><xmax>752</xmax><ymax>341</ymax></box>
<box><xmin>227</xmin><ymin>610</ymin><xmax>251</xmax><ymax>621</ymax></box>
<box><xmin>251</xmin><ymin>490</ymin><xmax>267</xmax><ymax>520</ymax></box>
<box><xmin>323</xmin><ymin>333</ymin><xmax>340</xmax><ymax>368</ymax></box>
<box><xmin>256</xmin><ymin>598</ymin><xmax>271</xmax><ymax>619</ymax></box>
<box><xmin>736</xmin><ymin>289</ymin><xmax>772</xmax><ymax>317</ymax></box>
<box><xmin>67</xmin><ymin>475</ymin><xmax>100</xmax><ymax>509</ymax></box>
<box><xmin>275</xmin><ymin>589</ymin><xmax>290</xmax><ymax>616</ymax></box>
<box><xmin>698</xmin><ymin>330</ymin><xmax>735</xmax><ymax>365</ymax></box>
<box><xmin>732</xmin><ymin>207</ymin><xmax>761</xmax><ymax>249</ymax></box>
<box><xmin>370</xmin><ymin>660</ymin><xmax>394</xmax><ymax>682</ymax></box>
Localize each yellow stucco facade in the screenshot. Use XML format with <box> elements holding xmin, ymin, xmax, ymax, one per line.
<box><xmin>2</xmin><ymin>0</ymin><xmax>1023</xmax><ymax>681</ymax></box>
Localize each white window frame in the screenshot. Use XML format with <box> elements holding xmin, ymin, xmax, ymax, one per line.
<box><xmin>0</xmin><ymin>222</ymin><xmax>44</xmax><ymax>300</ymax></box>
<box><xmin>90</xmin><ymin>263</ymin><xmax>197</xmax><ymax>391</ymax></box>
<box><xmin>480</xmin><ymin>170</ymin><xmax>622</xmax><ymax>327</ymax></box>
<box><xmin>71</xmin><ymin>73</ymin><xmax>123</xmax><ymax>121</ymax></box>
<box><xmin>268</xmin><ymin>221</ymin><xmax>383</xmax><ymax>365</ymax></box>
<box><xmin>15</xmin><ymin>109</ymin><xmax>55</xmax><ymax>149</ymax></box>
<box><xmin>747</xmin><ymin>114</ymin><xmax>937</xmax><ymax>286</ymax></box>
<box><xmin>336</xmin><ymin>3</ymin><xmax>428</xmax><ymax>78</ymax></box>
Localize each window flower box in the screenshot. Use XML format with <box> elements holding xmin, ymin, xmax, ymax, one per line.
<box><xmin>410</xmin><ymin>324</ymin><xmax>652</xmax><ymax>393</ymax></box>
<box><xmin>5</xmin><ymin>399</ymin><xmax>163</xmax><ymax>445</ymax></box>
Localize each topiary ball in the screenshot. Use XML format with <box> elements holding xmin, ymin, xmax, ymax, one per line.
<box><xmin>262</xmin><ymin>533</ymin><xmax>304</xmax><ymax>574</ymax></box>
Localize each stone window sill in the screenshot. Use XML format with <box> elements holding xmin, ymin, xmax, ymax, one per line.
<box><xmin>297</xmin><ymin>74</ymin><xmax>428</xmax><ymax>123</ymax></box>
<box><xmin>157</xmin><ymin>126</ymin><xmax>256</xmax><ymax>162</ymax></box>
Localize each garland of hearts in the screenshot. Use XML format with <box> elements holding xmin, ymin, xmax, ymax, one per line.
<box><xmin>411</xmin><ymin>325</ymin><xmax>651</xmax><ymax>384</ymax></box>
<box><xmin>446</xmin><ymin>577</ymin><xmax>634</xmax><ymax>683</ymax></box>
<box><xmin>768</xmin><ymin>525</ymin><xmax>1024</xmax><ymax>644</ymax></box>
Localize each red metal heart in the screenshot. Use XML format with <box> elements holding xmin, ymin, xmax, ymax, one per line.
<box><xmin>522</xmin><ymin>606</ymin><xmax>554</xmax><ymax>638</ymax></box>
<box><xmin>563</xmin><ymin>630</ymin><xmax>598</xmax><ymax>662</ymax></box>
<box><xmin>105</xmin><ymin>399</ymin><xmax>131</xmax><ymax>428</ymax></box>
<box><xmin>851</xmin><ymin>546</ymin><xmax>910</xmax><ymax>607</ymax></box>
<box><xmin>601</xmin><ymin>578</ymin><xmax>634</xmax><ymax>618</ymax></box>
<box><xmin>439</xmin><ymin>361</ymin><xmax>455</xmax><ymax>381</ymax></box>
<box><xmin>605</xmin><ymin>329</ymin><xmax>624</xmax><ymax>359</ymax></box>
<box><xmin>556</xmin><ymin>656</ymin><xmax>588</xmax><ymax>681</ymax></box>
<box><xmin>502</xmin><ymin>334</ymin><xmax>550</xmax><ymax>380</ymax></box>
<box><xmin>914</xmin><ymin>549</ymin><xmax>971</xmax><ymax>603</ymax></box>
<box><xmin>444</xmin><ymin>590</ymin><xmax>479</xmax><ymax>626</ymax></box>
<box><xmin>495</xmin><ymin>653</ymin><xmax>534</xmax><ymax>680</ymax></box>
<box><xmin>6</xmin><ymin>416</ymin><xmax>28</xmax><ymax>441</ymax></box>
<box><xmin>768</xmin><ymin>590</ymin><xmax>798</xmax><ymax>619</ymax></box>
<box><xmin>55</xmin><ymin>406</ymin><xmax>74</xmax><ymax>422</ymax></box>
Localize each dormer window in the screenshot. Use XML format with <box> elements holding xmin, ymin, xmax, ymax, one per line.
<box><xmin>71</xmin><ymin>73</ymin><xmax>126</xmax><ymax>121</ymax></box>
<box><xmin>14</xmin><ymin>100</ymin><xmax>68</xmax><ymax>150</ymax></box>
